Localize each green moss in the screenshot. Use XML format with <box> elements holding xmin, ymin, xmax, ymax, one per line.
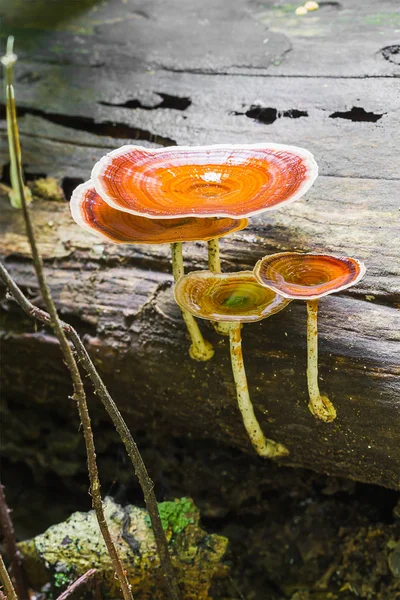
<box><xmin>53</xmin><ymin>571</ymin><xmax>72</xmax><ymax>588</ymax></box>
<box><xmin>145</xmin><ymin>497</ymin><xmax>195</xmax><ymax>535</ymax></box>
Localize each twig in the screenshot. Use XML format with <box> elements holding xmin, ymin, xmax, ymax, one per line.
<box><xmin>0</xmin><ymin>483</ymin><xmax>29</xmax><ymax>599</ymax></box>
<box><xmin>1</xmin><ymin>38</ymin><xmax>133</xmax><ymax>600</ymax></box>
<box><xmin>55</xmin><ymin>568</ymin><xmax>97</xmax><ymax>600</ymax></box>
<box><xmin>0</xmin><ymin>554</ymin><xmax>17</xmax><ymax>600</ymax></box>
<box><xmin>0</xmin><ymin>260</ymin><xmax>181</xmax><ymax>600</ymax></box>
<box><xmin>1</xmin><ymin>38</ymin><xmax>180</xmax><ymax>600</ymax></box>
<box><xmin>228</xmin><ymin>575</ymin><xmax>247</xmax><ymax>600</ymax></box>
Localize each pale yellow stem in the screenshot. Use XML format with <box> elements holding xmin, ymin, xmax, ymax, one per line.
<box><xmin>171</xmin><ymin>242</ymin><xmax>214</xmax><ymax>361</ymax></box>
<box><xmin>207</xmin><ymin>238</ymin><xmax>221</xmax><ymax>272</ymax></box>
<box><xmin>306</xmin><ymin>299</ymin><xmax>337</xmax><ymax>422</ymax></box>
<box><xmin>207</xmin><ymin>238</ymin><xmax>231</xmax><ymax>336</ymax></box>
<box><xmin>229</xmin><ymin>323</ymin><xmax>289</xmax><ymax>458</ymax></box>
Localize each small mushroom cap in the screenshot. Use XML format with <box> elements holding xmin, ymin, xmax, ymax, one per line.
<box><xmin>174</xmin><ymin>270</ymin><xmax>291</xmax><ymax>323</ymax></box>
<box><xmin>254</xmin><ymin>252</ymin><xmax>366</xmax><ymax>300</ymax></box>
<box><xmin>91</xmin><ymin>143</ymin><xmax>318</xmax><ymax>219</ymax></box>
<box><xmin>70</xmin><ymin>181</ymin><xmax>248</xmax><ymax>244</ymax></box>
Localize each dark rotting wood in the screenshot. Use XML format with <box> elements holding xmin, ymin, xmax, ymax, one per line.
<box><xmin>0</xmin><ymin>0</ymin><xmax>399</xmax><ymax>490</ymax></box>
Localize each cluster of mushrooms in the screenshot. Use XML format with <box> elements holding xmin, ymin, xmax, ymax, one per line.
<box><xmin>71</xmin><ymin>143</ymin><xmax>365</xmax><ymax>459</ymax></box>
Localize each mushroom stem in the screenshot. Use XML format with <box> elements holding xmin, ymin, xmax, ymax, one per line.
<box><xmin>171</xmin><ymin>242</ymin><xmax>214</xmax><ymax>361</ymax></box>
<box><xmin>207</xmin><ymin>238</ymin><xmax>231</xmax><ymax>336</ymax></box>
<box><xmin>228</xmin><ymin>322</ymin><xmax>289</xmax><ymax>458</ymax></box>
<box><xmin>306</xmin><ymin>299</ymin><xmax>337</xmax><ymax>422</ymax></box>
<box><xmin>207</xmin><ymin>237</ymin><xmax>221</xmax><ymax>272</ymax></box>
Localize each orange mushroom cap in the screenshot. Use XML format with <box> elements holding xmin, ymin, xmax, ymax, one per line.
<box><xmin>254</xmin><ymin>252</ymin><xmax>366</xmax><ymax>300</ymax></box>
<box><xmin>174</xmin><ymin>270</ymin><xmax>291</xmax><ymax>323</ymax></box>
<box><xmin>70</xmin><ymin>181</ymin><xmax>248</xmax><ymax>244</ymax></box>
<box><xmin>91</xmin><ymin>143</ymin><xmax>318</xmax><ymax>219</ymax></box>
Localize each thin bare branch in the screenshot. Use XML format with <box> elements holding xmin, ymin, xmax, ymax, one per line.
<box><xmin>1</xmin><ymin>38</ymin><xmax>133</xmax><ymax>600</ymax></box>
<box><xmin>0</xmin><ymin>35</ymin><xmax>180</xmax><ymax>600</ymax></box>
<box><xmin>0</xmin><ymin>259</ymin><xmax>181</xmax><ymax>600</ymax></box>
<box><xmin>0</xmin><ymin>483</ymin><xmax>29</xmax><ymax>599</ymax></box>
<box><xmin>55</xmin><ymin>568</ymin><xmax>97</xmax><ymax>600</ymax></box>
<box><xmin>0</xmin><ymin>554</ymin><xmax>17</xmax><ymax>600</ymax></box>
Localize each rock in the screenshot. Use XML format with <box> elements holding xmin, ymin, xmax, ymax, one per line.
<box><xmin>18</xmin><ymin>497</ymin><xmax>228</xmax><ymax>599</ymax></box>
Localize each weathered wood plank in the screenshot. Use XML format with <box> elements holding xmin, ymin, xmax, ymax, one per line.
<box><xmin>1</xmin><ymin>70</ymin><xmax>399</xmax><ymax>181</ymax></box>
<box><xmin>1</xmin><ymin>170</ymin><xmax>399</xmax><ymax>488</ymax></box>
<box><xmin>1</xmin><ymin>0</ymin><xmax>399</xmax><ymax>76</ymax></box>
<box><xmin>2</xmin><ymin>176</ymin><xmax>399</xmax><ymax>296</ymax></box>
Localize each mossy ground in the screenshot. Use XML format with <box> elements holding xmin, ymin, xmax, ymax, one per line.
<box><xmin>3</xmin><ymin>419</ymin><xmax>400</xmax><ymax>599</ymax></box>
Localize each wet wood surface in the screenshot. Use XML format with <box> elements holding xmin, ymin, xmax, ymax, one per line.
<box><xmin>0</xmin><ymin>0</ymin><xmax>399</xmax><ymax>489</ymax></box>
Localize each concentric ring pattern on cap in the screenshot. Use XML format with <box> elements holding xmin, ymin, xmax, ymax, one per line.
<box><xmin>70</xmin><ymin>181</ymin><xmax>248</xmax><ymax>244</ymax></box>
<box><xmin>91</xmin><ymin>143</ymin><xmax>318</xmax><ymax>219</ymax></box>
<box><xmin>254</xmin><ymin>252</ymin><xmax>366</xmax><ymax>300</ymax></box>
<box><xmin>174</xmin><ymin>270</ymin><xmax>291</xmax><ymax>323</ymax></box>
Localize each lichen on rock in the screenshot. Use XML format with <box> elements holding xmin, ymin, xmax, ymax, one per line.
<box><xmin>18</xmin><ymin>497</ymin><xmax>228</xmax><ymax>599</ymax></box>
<box><xmin>28</xmin><ymin>177</ymin><xmax>65</xmax><ymax>202</ymax></box>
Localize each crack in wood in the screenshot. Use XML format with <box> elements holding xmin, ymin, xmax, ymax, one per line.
<box><xmin>0</xmin><ymin>128</ymin><xmax>119</xmax><ymax>150</ymax></box>
<box><xmin>380</xmin><ymin>45</ymin><xmax>400</xmax><ymax>65</ymax></box>
<box><xmin>99</xmin><ymin>92</ymin><xmax>191</xmax><ymax>112</ymax></box>
<box><xmin>318</xmin><ymin>0</ymin><xmax>342</xmax><ymax>6</ymax></box>
<box><xmin>321</xmin><ymin>174</ymin><xmax>400</xmax><ymax>181</ymax></box>
<box><xmin>232</xmin><ymin>105</ymin><xmax>308</xmax><ymax>124</ymax></box>
<box><xmin>158</xmin><ymin>68</ymin><xmax>400</xmax><ymax>79</ymax></box>
<box><xmin>329</xmin><ymin>106</ymin><xmax>385</xmax><ymax>123</ymax></box>
<box><xmin>0</xmin><ymin>104</ymin><xmax>177</xmax><ymax>147</ymax></box>
<box><xmin>62</xmin><ymin>177</ymin><xmax>85</xmax><ymax>200</ymax></box>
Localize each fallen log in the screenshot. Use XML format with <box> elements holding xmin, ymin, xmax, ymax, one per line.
<box><xmin>0</xmin><ymin>0</ymin><xmax>399</xmax><ymax>492</ymax></box>
<box><xmin>1</xmin><ymin>174</ymin><xmax>399</xmax><ymax>489</ymax></box>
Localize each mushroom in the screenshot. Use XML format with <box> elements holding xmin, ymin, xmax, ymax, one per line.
<box><xmin>254</xmin><ymin>252</ymin><xmax>366</xmax><ymax>422</ymax></box>
<box><xmin>91</xmin><ymin>143</ymin><xmax>318</xmax><ymax>219</ymax></box>
<box><xmin>70</xmin><ymin>181</ymin><xmax>247</xmax><ymax>361</ymax></box>
<box><xmin>174</xmin><ymin>270</ymin><xmax>291</xmax><ymax>458</ymax></box>
<box><xmin>91</xmin><ymin>142</ymin><xmax>318</xmax><ymax>332</ymax></box>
